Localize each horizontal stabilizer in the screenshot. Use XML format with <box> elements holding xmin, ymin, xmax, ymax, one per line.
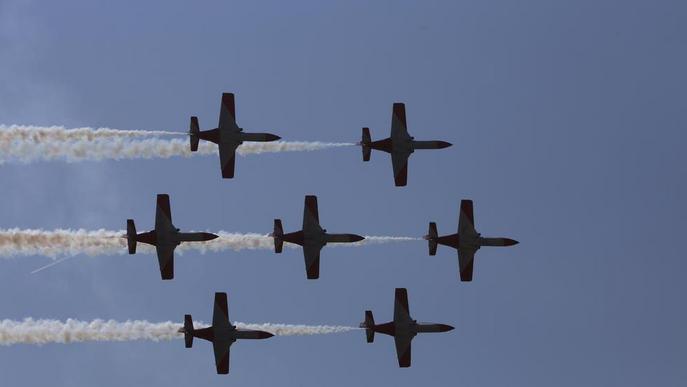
<box><xmin>183</xmin><ymin>314</ymin><xmax>194</xmax><ymax>348</ymax></box>
<box><xmin>364</xmin><ymin>310</ymin><xmax>375</xmax><ymax>343</ymax></box>
<box><xmin>189</xmin><ymin>116</ymin><xmax>200</xmax><ymax>152</ymax></box>
<box><xmin>426</xmin><ymin>222</ymin><xmax>438</xmax><ymax>256</ymax></box>
<box><xmin>126</xmin><ymin>219</ymin><xmax>137</xmax><ymax>254</ymax></box>
<box><xmin>361</xmin><ymin>127</ymin><xmax>371</xmax><ymax>161</ymax></box>
<box><xmin>272</xmin><ymin>219</ymin><xmax>284</xmax><ymax>253</ymax></box>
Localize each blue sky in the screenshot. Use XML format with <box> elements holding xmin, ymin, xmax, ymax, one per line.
<box><xmin>1</xmin><ymin>0</ymin><xmax>686</xmax><ymax>386</ymax></box>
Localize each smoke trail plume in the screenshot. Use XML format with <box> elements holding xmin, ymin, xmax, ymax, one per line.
<box><xmin>0</xmin><ymin>124</ymin><xmax>179</xmax><ymax>142</ymax></box>
<box><xmin>0</xmin><ymin>319</ymin><xmax>357</xmax><ymax>345</ymax></box>
<box><xmin>234</xmin><ymin>322</ymin><xmax>358</xmax><ymax>335</ymax></box>
<box><xmin>0</xmin><ymin>229</ymin><xmax>418</xmax><ymax>259</ymax></box>
<box><xmin>0</xmin><ymin>137</ymin><xmax>353</xmax><ymax>164</ymax></box>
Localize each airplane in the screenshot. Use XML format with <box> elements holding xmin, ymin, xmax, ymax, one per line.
<box><xmin>359</xmin><ymin>103</ymin><xmax>452</xmax><ymax>186</ymax></box>
<box><xmin>189</xmin><ymin>92</ymin><xmax>281</xmax><ymax>178</ymax></box>
<box><xmin>424</xmin><ymin>199</ymin><xmax>519</xmax><ymax>281</ymax></box>
<box><xmin>359</xmin><ymin>288</ymin><xmax>454</xmax><ymax>368</ymax></box>
<box><xmin>270</xmin><ymin>195</ymin><xmax>365</xmax><ymax>279</ymax></box>
<box><xmin>126</xmin><ymin>194</ymin><xmax>218</xmax><ymax>280</ymax></box>
<box><xmin>178</xmin><ymin>292</ymin><xmax>274</xmax><ymax>374</ymax></box>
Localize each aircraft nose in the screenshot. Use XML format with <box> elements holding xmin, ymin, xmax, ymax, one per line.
<box><xmin>437</xmin><ymin>141</ymin><xmax>452</xmax><ymax>149</ymax></box>
<box><xmin>504</xmin><ymin>238</ymin><xmax>519</xmax><ymax>246</ymax></box>
<box><xmin>266</xmin><ymin>134</ymin><xmax>281</xmax><ymax>141</ymax></box>
<box><xmin>351</xmin><ymin>234</ymin><xmax>365</xmax><ymax>242</ymax></box>
<box><xmin>203</xmin><ymin>233</ymin><xmax>220</xmax><ymax>241</ymax></box>
<box><xmin>440</xmin><ymin>324</ymin><xmax>455</xmax><ymax>332</ymax></box>
<box><xmin>259</xmin><ymin>331</ymin><xmax>275</xmax><ymax>339</ymax></box>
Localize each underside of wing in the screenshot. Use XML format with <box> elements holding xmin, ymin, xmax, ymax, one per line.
<box><xmin>390</xmin><ymin>103</ymin><xmax>409</xmax><ymax>140</ymax></box>
<box><xmin>394</xmin><ymin>336</ymin><xmax>412</xmax><ymax>368</ymax></box>
<box><xmin>391</xmin><ymin>152</ymin><xmax>410</xmax><ymax>187</ymax></box>
<box><xmin>458</xmin><ymin>199</ymin><xmax>476</xmax><ymax>236</ymax></box>
<box><xmin>303</xmin><ymin>244</ymin><xmax>321</xmax><ymax>280</ymax></box>
<box><xmin>458</xmin><ymin>249</ymin><xmax>476</xmax><ymax>282</ymax></box>
<box><xmin>213</xmin><ymin>292</ymin><xmax>231</xmax><ymax>329</ymax></box>
<box><xmin>155</xmin><ymin>245</ymin><xmax>174</xmax><ymax>280</ymax></box>
<box><xmin>155</xmin><ymin>194</ymin><xmax>173</xmax><ymax>230</ymax></box>
<box><xmin>213</xmin><ymin>341</ymin><xmax>230</xmax><ymax>374</ymax></box>
<box><xmin>393</xmin><ymin>288</ymin><xmax>411</xmax><ymax>323</ymax></box>
<box><xmin>302</xmin><ymin>195</ymin><xmax>320</xmax><ymax>232</ymax></box>
<box><xmin>219</xmin><ymin>142</ymin><xmax>239</xmax><ymax>178</ymax></box>
<box><xmin>218</xmin><ymin>93</ymin><xmax>237</xmax><ymax>130</ymax></box>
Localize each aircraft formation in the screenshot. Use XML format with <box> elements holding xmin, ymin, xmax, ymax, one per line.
<box><xmin>7</xmin><ymin>92</ymin><xmax>519</xmax><ymax>374</ymax></box>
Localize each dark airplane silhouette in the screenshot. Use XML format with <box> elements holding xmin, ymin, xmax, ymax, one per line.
<box><xmin>359</xmin><ymin>103</ymin><xmax>452</xmax><ymax>186</ymax></box>
<box><xmin>271</xmin><ymin>195</ymin><xmax>364</xmax><ymax>279</ymax></box>
<box><xmin>360</xmin><ymin>288</ymin><xmax>454</xmax><ymax>367</ymax></box>
<box><xmin>179</xmin><ymin>292</ymin><xmax>273</xmax><ymax>374</ymax></box>
<box><xmin>189</xmin><ymin>92</ymin><xmax>281</xmax><ymax>178</ymax></box>
<box><xmin>424</xmin><ymin>199</ymin><xmax>518</xmax><ymax>281</ymax></box>
<box><xmin>126</xmin><ymin>194</ymin><xmax>218</xmax><ymax>280</ymax></box>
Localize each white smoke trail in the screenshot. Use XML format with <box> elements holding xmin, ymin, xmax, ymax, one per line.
<box><xmin>0</xmin><ymin>319</ymin><xmax>357</xmax><ymax>345</ymax></box>
<box><xmin>234</xmin><ymin>322</ymin><xmax>359</xmax><ymax>335</ymax></box>
<box><xmin>0</xmin><ymin>124</ymin><xmax>179</xmax><ymax>142</ymax></box>
<box><xmin>0</xmin><ymin>228</ymin><xmax>125</xmax><ymax>258</ymax></box>
<box><xmin>0</xmin><ymin>229</ymin><xmax>418</xmax><ymax>259</ymax></box>
<box><xmin>0</xmin><ymin>137</ymin><xmax>354</xmax><ymax>164</ymax></box>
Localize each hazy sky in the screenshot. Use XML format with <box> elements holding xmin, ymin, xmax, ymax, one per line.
<box><xmin>0</xmin><ymin>1</ymin><xmax>685</xmax><ymax>386</ymax></box>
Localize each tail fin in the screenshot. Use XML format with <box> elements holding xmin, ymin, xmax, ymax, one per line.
<box><xmin>363</xmin><ymin>310</ymin><xmax>375</xmax><ymax>343</ymax></box>
<box><xmin>272</xmin><ymin>219</ymin><xmax>284</xmax><ymax>253</ymax></box>
<box><xmin>426</xmin><ymin>222</ymin><xmax>438</xmax><ymax>256</ymax></box>
<box><xmin>183</xmin><ymin>314</ymin><xmax>194</xmax><ymax>348</ymax></box>
<box><xmin>189</xmin><ymin>116</ymin><xmax>200</xmax><ymax>152</ymax></box>
<box><xmin>126</xmin><ymin>219</ymin><xmax>137</xmax><ymax>254</ymax></box>
<box><xmin>361</xmin><ymin>127</ymin><xmax>371</xmax><ymax>161</ymax></box>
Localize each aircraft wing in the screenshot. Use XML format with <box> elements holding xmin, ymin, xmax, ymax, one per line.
<box><xmin>391</xmin><ymin>151</ymin><xmax>410</xmax><ymax>187</ymax></box>
<box><xmin>394</xmin><ymin>335</ymin><xmax>412</xmax><ymax>368</ymax></box>
<box><xmin>303</xmin><ymin>244</ymin><xmax>321</xmax><ymax>279</ymax></box>
<box><xmin>213</xmin><ymin>292</ymin><xmax>231</xmax><ymax>329</ymax></box>
<box><xmin>155</xmin><ymin>245</ymin><xmax>174</xmax><ymax>280</ymax></box>
<box><xmin>393</xmin><ymin>288</ymin><xmax>412</xmax><ymax>323</ymax></box>
<box><xmin>458</xmin><ymin>199</ymin><xmax>476</xmax><ymax>236</ymax></box>
<box><xmin>212</xmin><ymin>340</ymin><xmax>230</xmax><ymax>374</ymax></box>
<box><xmin>457</xmin><ymin>249</ymin><xmax>475</xmax><ymax>282</ymax></box>
<box><xmin>390</xmin><ymin>103</ymin><xmax>410</xmax><ymax>141</ymax></box>
<box><xmin>155</xmin><ymin>194</ymin><xmax>173</xmax><ymax>230</ymax></box>
<box><xmin>218</xmin><ymin>93</ymin><xmax>239</xmax><ymax>130</ymax></box>
<box><xmin>218</xmin><ymin>141</ymin><xmax>240</xmax><ymax>178</ymax></box>
<box><xmin>302</xmin><ymin>195</ymin><xmax>320</xmax><ymax>233</ymax></box>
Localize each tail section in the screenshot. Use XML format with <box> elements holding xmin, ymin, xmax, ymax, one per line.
<box><xmin>360</xmin><ymin>310</ymin><xmax>375</xmax><ymax>343</ymax></box>
<box><xmin>126</xmin><ymin>219</ymin><xmax>137</xmax><ymax>254</ymax></box>
<box><xmin>361</xmin><ymin>127</ymin><xmax>371</xmax><ymax>161</ymax></box>
<box><xmin>426</xmin><ymin>222</ymin><xmax>438</xmax><ymax>256</ymax></box>
<box><xmin>189</xmin><ymin>116</ymin><xmax>200</xmax><ymax>152</ymax></box>
<box><xmin>272</xmin><ymin>219</ymin><xmax>284</xmax><ymax>253</ymax></box>
<box><xmin>183</xmin><ymin>314</ymin><xmax>194</xmax><ymax>348</ymax></box>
